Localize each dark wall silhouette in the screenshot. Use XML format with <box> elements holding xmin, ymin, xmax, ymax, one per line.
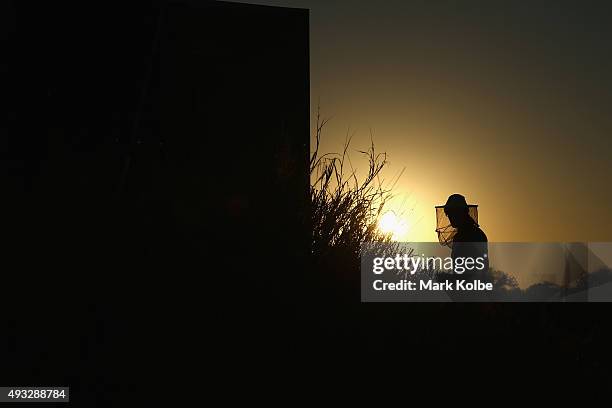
<box><xmin>13</xmin><ymin>1</ymin><xmax>309</xmax><ymax>404</ymax></box>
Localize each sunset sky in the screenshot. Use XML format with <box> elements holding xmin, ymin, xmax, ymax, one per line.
<box><xmin>238</xmin><ymin>0</ymin><xmax>612</xmax><ymax>242</ymax></box>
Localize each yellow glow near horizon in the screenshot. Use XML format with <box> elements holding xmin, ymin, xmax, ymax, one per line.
<box><xmin>378</xmin><ymin>212</ymin><xmax>409</xmax><ymax>241</ymax></box>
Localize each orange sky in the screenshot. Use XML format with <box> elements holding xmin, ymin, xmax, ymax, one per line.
<box><xmin>242</xmin><ymin>0</ymin><xmax>612</xmax><ymax>241</ymax></box>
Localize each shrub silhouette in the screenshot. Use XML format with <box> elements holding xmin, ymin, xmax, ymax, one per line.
<box><xmin>310</xmin><ymin>108</ymin><xmax>400</xmax><ymax>287</ymax></box>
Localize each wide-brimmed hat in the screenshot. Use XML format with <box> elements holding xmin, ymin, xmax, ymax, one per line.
<box><xmin>444</xmin><ymin>194</ymin><xmax>470</xmax><ymax>209</ymax></box>
<box><xmin>434</xmin><ymin>194</ymin><xmax>478</xmax><ymax>212</ymax></box>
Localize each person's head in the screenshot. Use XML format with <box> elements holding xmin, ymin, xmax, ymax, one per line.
<box><xmin>444</xmin><ymin>194</ymin><xmax>474</xmax><ymax>228</ymax></box>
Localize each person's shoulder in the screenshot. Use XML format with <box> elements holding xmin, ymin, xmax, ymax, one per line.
<box><xmin>454</xmin><ymin>225</ymin><xmax>487</xmax><ymax>243</ymax></box>
<box><xmin>462</xmin><ymin>225</ymin><xmax>487</xmax><ymax>242</ymax></box>
<box><xmin>475</xmin><ymin>227</ymin><xmax>487</xmax><ymax>242</ymax></box>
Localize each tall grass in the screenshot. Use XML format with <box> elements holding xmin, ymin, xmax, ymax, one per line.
<box><xmin>310</xmin><ymin>108</ymin><xmax>400</xmax><ymax>277</ymax></box>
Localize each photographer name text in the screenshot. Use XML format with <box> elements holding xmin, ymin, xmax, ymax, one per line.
<box><xmin>373</xmin><ymin>279</ymin><xmax>493</xmax><ymax>291</ymax></box>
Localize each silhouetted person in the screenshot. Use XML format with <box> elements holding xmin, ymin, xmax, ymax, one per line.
<box><xmin>444</xmin><ymin>194</ymin><xmax>489</xmax><ymax>280</ymax></box>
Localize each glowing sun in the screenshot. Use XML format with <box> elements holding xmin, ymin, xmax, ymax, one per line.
<box><xmin>378</xmin><ymin>212</ymin><xmax>408</xmax><ymax>241</ymax></box>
